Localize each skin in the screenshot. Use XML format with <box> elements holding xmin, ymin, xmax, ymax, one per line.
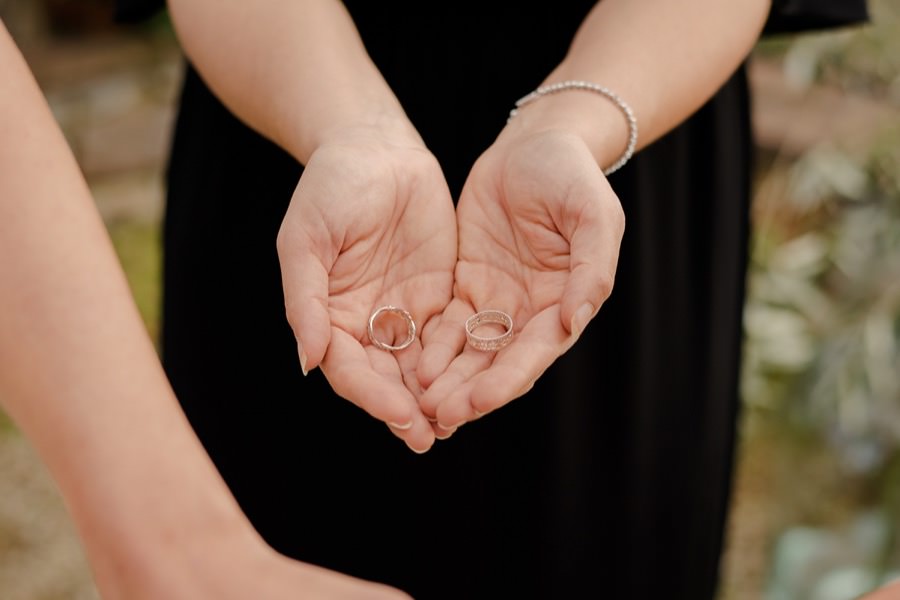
<box><xmin>168</xmin><ymin>0</ymin><xmax>458</xmax><ymax>453</ymax></box>
<box><xmin>8</xmin><ymin>0</ymin><xmax>881</xmax><ymax>597</ymax></box>
<box><xmin>0</xmin><ymin>20</ymin><xmax>408</xmax><ymax>600</ymax></box>
<box><xmin>861</xmin><ymin>581</ymin><xmax>900</xmax><ymax>600</ymax></box>
<box><xmin>417</xmin><ymin>0</ymin><xmax>776</xmax><ymax>433</ymax></box>
<box><xmin>169</xmin><ymin>0</ymin><xmax>776</xmax><ymax>443</ymax></box>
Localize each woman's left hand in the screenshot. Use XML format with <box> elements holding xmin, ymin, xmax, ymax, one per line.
<box><xmin>417</xmin><ymin>130</ymin><xmax>625</xmax><ymax>435</ymax></box>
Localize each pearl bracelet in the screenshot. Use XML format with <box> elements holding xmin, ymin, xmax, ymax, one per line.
<box><xmin>508</xmin><ymin>80</ymin><xmax>638</xmax><ymax>176</ymax></box>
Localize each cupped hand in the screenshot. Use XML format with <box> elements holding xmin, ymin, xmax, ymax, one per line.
<box><xmin>418</xmin><ymin>130</ymin><xmax>625</xmax><ymax>434</ymax></box>
<box><xmin>277</xmin><ymin>127</ymin><xmax>456</xmax><ymax>452</ymax></box>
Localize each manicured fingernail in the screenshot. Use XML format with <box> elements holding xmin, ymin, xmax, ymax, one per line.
<box><xmin>435</xmin><ymin>421</ymin><xmax>457</xmax><ymax>436</ymax></box>
<box><xmin>571</xmin><ymin>303</ymin><xmax>594</xmax><ymax>337</ymax></box>
<box><xmin>406</xmin><ymin>442</ymin><xmax>429</xmax><ymax>455</ymax></box>
<box><xmin>438</xmin><ymin>420</ymin><xmax>465</xmax><ymax>431</ymax></box>
<box><xmin>435</xmin><ymin>420</ymin><xmax>457</xmax><ymax>440</ymax></box>
<box><xmin>388</xmin><ymin>420</ymin><xmax>413</xmax><ymax>431</ymax></box>
<box><xmin>297</xmin><ymin>341</ymin><xmax>309</xmax><ymax>376</ymax></box>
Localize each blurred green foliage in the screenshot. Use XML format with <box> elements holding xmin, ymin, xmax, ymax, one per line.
<box><xmin>758</xmin><ymin>0</ymin><xmax>900</xmax><ymax>100</ymax></box>
<box><xmin>108</xmin><ymin>221</ymin><xmax>162</xmax><ymax>345</ymax></box>
<box><xmin>0</xmin><ymin>410</ymin><xmax>13</xmax><ymax>434</ymax></box>
<box><xmin>745</xmin><ymin>128</ymin><xmax>900</xmax><ymax>466</ymax></box>
<box><xmin>743</xmin><ymin>2</ymin><xmax>900</xmax><ymax>596</ymax></box>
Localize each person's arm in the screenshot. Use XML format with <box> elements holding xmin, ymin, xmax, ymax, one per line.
<box><xmin>166</xmin><ymin>0</ymin><xmax>413</xmax><ymax>165</ymax></box>
<box><xmin>0</xmin><ymin>21</ymin><xmax>407</xmax><ymax>599</ymax></box>
<box><xmin>858</xmin><ymin>580</ymin><xmax>900</xmax><ymax>600</ymax></box>
<box><xmin>418</xmin><ymin>0</ymin><xmax>772</xmax><ymax>430</ymax></box>
<box><xmin>167</xmin><ymin>0</ymin><xmax>415</xmax><ymax>352</ymax></box>
<box><xmin>509</xmin><ymin>0</ymin><xmax>772</xmax><ymax>173</ymax></box>
<box><xmin>166</xmin><ymin>0</ymin><xmax>456</xmax><ymax>452</ymax></box>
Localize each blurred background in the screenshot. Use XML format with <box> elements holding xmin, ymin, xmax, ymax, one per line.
<box><xmin>0</xmin><ymin>1</ymin><xmax>898</xmax><ymax>598</ymax></box>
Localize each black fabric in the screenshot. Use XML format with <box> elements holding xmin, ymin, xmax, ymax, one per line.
<box><xmin>115</xmin><ymin>0</ymin><xmax>871</xmax><ymax>35</ymax></box>
<box><xmin>114</xmin><ymin>0</ymin><xmax>162</xmax><ymax>24</ymax></box>
<box><xmin>161</xmin><ymin>64</ymin><xmax>750</xmax><ymax>599</ymax></box>
<box><xmin>114</xmin><ymin>1</ymin><xmax>865</xmax><ymax>599</ymax></box>
<box><xmin>764</xmin><ymin>0</ymin><xmax>868</xmax><ymax>33</ymax></box>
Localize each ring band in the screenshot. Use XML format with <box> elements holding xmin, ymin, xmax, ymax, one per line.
<box><xmin>368</xmin><ymin>305</ymin><xmax>416</xmax><ymax>352</ymax></box>
<box><xmin>465</xmin><ymin>310</ymin><xmax>514</xmax><ymax>352</ymax></box>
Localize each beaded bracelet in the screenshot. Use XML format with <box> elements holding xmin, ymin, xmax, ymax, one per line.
<box><xmin>508</xmin><ymin>80</ymin><xmax>638</xmax><ymax>176</ymax></box>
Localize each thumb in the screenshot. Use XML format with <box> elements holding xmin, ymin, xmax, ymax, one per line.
<box><xmin>560</xmin><ymin>190</ymin><xmax>624</xmax><ymax>338</ymax></box>
<box><xmin>277</xmin><ymin>229</ymin><xmax>332</xmax><ymax>375</ymax></box>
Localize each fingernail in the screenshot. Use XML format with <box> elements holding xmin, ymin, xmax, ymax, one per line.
<box><xmin>388</xmin><ymin>420</ymin><xmax>413</xmax><ymax>431</ymax></box>
<box><xmin>571</xmin><ymin>303</ymin><xmax>594</xmax><ymax>337</ymax></box>
<box><xmin>297</xmin><ymin>341</ymin><xmax>309</xmax><ymax>376</ymax></box>
<box><xmin>406</xmin><ymin>442</ymin><xmax>429</xmax><ymax>455</ymax></box>
<box><xmin>435</xmin><ymin>429</ymin><xmax>455</xmax><ymax>441</ymax></box>
<box><xmin>437</xmin><ymin>420</ymin><xmax>465</xmax><ymax>431</ymax></box>
<box><xmin>435</xmin><ymin>422</ymin><xmax>458</xmax><ymax>436</ymax></box>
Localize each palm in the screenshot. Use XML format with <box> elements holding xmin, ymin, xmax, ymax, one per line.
<box><xmin>278</xmin><ymin>139</ymin><xmax>456</xmax><ymax>451</ymax></box>
<box><xmin>457</xmin><ymin>155</ymin><xmax>574</xmax><ymax>338</ymax></box>
<box><xmin>419</xmin><ymin>132</ymin><xmax>624</xmax><ymax>430</ymax></box>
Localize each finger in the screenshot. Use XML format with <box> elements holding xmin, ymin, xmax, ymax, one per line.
<box><xmin>433</xmin><ymin>380</ymin><xmax>479</xmax><ymax>432</ymax></box>
<box><xmin>424</xmin><ymin>344</ymin><xmax>497</xmax><ymax>427</ymax></box>
<box><xmin>559</xmin><ymin>185</ymin><xmax>624</xmax><ymax>338</ymax></box>
<box><xmin>277</xmin><ymin>229</ymin><xmax>332</xmax><ymax>375</ymax></box>
<box><xmin>416</xmin><ymin>297</ymin><xmax>473</xmax><ymax>391</ymax></box>
<box><xmin>322</xmin><ymin>329</ymin><xmax>434</xmax><ymax>453</ymax></box>
<box><xmin>393</xmin><ymin>338</ymin><xmax>425</xmax><ymax>400</ymax></box>
<box><xmin>469</xmin><ymin>307</ymin><xmax>568</xmax><ymax>414</ymax></box>
<box><xmin>433</xmin><ymin>423</ymin><xmax>458</xmax><ymax>440</ymax></box>
<box><xmin>387</xmin><ymin>421</ymin><xmax>436</xmax><ymax>454</ymax></box>
<box><xmin>453</xmin><ymin>305</ymin><xmax>570</xmax><ymax>420</ymax></box>
<box><xmin>421</xmin><ymin>337</ymin><xmax>496</xmax><ymax>424</ymax></box>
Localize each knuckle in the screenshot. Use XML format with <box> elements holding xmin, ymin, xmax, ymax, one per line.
<box><xmin>275</xmin><ymin>225</ymin><xmax>293</xmax><ymax>255</ymax></box>
<box><xmin>596</xmin><ymin>271</ymin><xmax>615</xmax><ymax>300</ymax></box>
<box><xmin>608</xmin><ymin>203</ymin><xmax>626</xmax><ymax>234</ymax></box>
<box><xmin>282</xmin><ymin>298</ymin><xmax>304</xmax><ymax>331</ymax></box>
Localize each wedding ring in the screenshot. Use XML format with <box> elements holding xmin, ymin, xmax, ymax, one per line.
<box><xmin>368</xmin><ymin>305</ymin><xmax>416</xmax><ymax>352</ymax></box>
<box><xmin>465</xmin><ymin>310</ymin><xmax>514</xmax><ymax>352</ymax></box>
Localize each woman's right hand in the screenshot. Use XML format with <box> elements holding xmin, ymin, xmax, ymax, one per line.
<box><xmin>171</xmin><ymin>0</ymin><xmax>462</xmax><ymax>454</ymax></box>
<box><xmin>276</xmin><ymin>122</ymin><xmax>457</xmax><ymax>453</ymax></box>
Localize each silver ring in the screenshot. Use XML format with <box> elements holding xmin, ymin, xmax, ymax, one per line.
<box><xmin>367</xmin><ymin>305</ymin><xmax>416</xmax><ymax>352</ymax></box>
<box><xmin>465</xmin><ymin>310</ymin><xmax>514</xmax><ymax>352</ymax></box>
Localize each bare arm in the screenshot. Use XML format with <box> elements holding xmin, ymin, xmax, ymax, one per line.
<box><xmin>166</xmin><ymin>0</ymin><xmax>417</xmax><ymax>163</ymax></box>
<box><xmin>0</xmin><ymin>18</ymin><xmax>232</xmax><ymax>575</ymax></box>
<box><xmin>420</xmin><ymin>0</ymin><xmax>772</xmax><ymax>429</ymax></box>
<box><xmin>862</xmin><ymin>581</ymin><xmax>900</xmax><ymax>600</ymax></box>
<box><xmin>507</xmin><ymin>0</ymin><xmax>772</xmax><ymax>171</ymax></box>
<box><xmin>0</xmin><ymin>21</ymin><xmax>406</xmax><ymax>599</ymax></box>
<box><xmin>166</xmin><ymin>0</ymin><xmax>457</xmax><ymax>452</ymax></box>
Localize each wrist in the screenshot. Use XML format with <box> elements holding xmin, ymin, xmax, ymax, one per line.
<box><xmin>50</xmin><ymin>393</ymin><xmax>255</xmax><ymax>592</ymax></box>
<box><xmin>81</xmin><ymin>471</ymin><xmax>256</xmax><ymax>598</ymax></box>
<box><xmin>501</xmin><ymin>74</ymin><xmax>636</xmax><ymax>174</ymax></box>
<box><xmin>313</xmin><ymin>111</ymin><xmax>426</xmax><ymax>155</ymax></box>
<box><xmin>286</xmin><ymin>89</ymin><xmax>424</xmax><ymax>163</ymax></box>
<box><xmin>87</xmin><ymin>501</ymin><xmax>262</xmax><ymax>600</ymax></box>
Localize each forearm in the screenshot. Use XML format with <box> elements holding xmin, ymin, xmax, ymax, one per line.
<box><xmin>167</xmin><ymin>0</ymin><xmax>419</xmax><ymax>162</ymax></box>
<box><xmin>505</xmin><ymin>0</ymin><xmax>771</xmax><ymax>169</ymax></box>
<box><xmin>0</xmin><ymin>23</ymin><xmax>248</xmax><ymax>580</ymax></box>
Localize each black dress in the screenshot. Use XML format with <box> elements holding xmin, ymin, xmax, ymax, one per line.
<box><xmin>117</xmin><ymin>2</ymin><xmax>868</xmax><ymax>598</ymax></box>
